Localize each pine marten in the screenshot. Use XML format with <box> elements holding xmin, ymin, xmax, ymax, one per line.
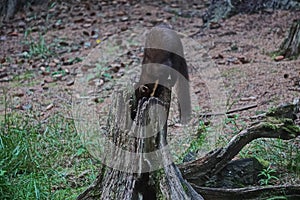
<box><xmin>132</xmin><ymin>24</ymin><xmax>191</xmax><ymax>124</ymax></box>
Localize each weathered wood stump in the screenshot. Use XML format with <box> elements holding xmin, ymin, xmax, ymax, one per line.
<box><xmin>77</xmin><ymin>85</ymin><xmax>203</xmax><ymax>199</ymax></box>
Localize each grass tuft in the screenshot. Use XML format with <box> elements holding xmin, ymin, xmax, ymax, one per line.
<box><xmin>0</xmin><ymin>111</ymin><xmax>99</xmax><ymax>199</ymax></box>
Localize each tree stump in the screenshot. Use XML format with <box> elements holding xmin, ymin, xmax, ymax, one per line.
<box><xmin>279</xmin><ymin>19</ymin><xmax>300</xmax><ymax>59</ymax></box>
<box><xmin>76</xmin><ymin>87</ymin><xmax>204</xmax><ymax>200</ymax></box>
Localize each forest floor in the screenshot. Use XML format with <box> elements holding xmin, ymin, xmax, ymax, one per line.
<box><xmin>0</xmin><ymin>0</ymin><xmax>299</xmax><ymax>199</ymax></box>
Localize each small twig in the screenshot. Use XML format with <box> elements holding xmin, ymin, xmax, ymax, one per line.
<box><xmin>226</xmin><ymin>104</ymin><xmax>257</xmax><ymax>114</ymax></box>
<box><xmin>150</xmin><ymin>79</ymin><xmax>159</xmax><ymax>97</ymax></box>
<box><xmin>199</xmin><ymin>104</ymin><xmax>257</xmax><ymax>117</ymax></box>
<box><xmin>288</xmin><ymin>87</ymin><xmax>300</xmax><ymax>91</ymax></box>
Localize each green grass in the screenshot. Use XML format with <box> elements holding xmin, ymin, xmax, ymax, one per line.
<box><xmin>178</xmin><ymin>120</ymin><xmax>208</xmax><ymax>162</ymax></box>
<box><xmin>23</xmin><ymin>30</ymin><xmax>54</xmax><ymax>59</ymax></box>
<box><xmin>12</xmin><ymin>70</ymin><xmax>36</xmax><ymax>82</ymax></box>
<box><xmin>217</xmin><ymin>113</ymin><xmax>300</xmax><ymax>187</ymax></box>
<box><xmin>0</xmin><ymin>111</ymin><xmax>99</xmax><ymax>199</ymax></box>
<box><xmin>258</xmin><ymin>165</ymin><xmax>279</xmax><ymax>186</ymax></box>
<box><xmin>240</xmin><ymin>138</ymin><xmax>300</xmax><ymax>174</ymax></box>
<box><xmin>217</xmin><ymin>109</ymin><xmax>300</xmax><ymax>177</ymax></box>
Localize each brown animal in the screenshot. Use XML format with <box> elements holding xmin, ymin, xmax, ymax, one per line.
<box><xmin>131</xmin><ymin>24</ymin><xmax>191</xmax><ymax>124</ymax></box>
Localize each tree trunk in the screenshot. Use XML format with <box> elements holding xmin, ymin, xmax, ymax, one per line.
<box><xmin>0</xmin><ymin>0</ymin><xmax>47</xmax><ymax>21</ymax></box>
<box><xmin>203</xmin><ymin>0</ymin><xmax>300</xmax><ymax>24</ymax></box>
<box><xmin>279</xmin><ymin>19</ymin><xmax>300</xmax><ymax>59</ymax></box>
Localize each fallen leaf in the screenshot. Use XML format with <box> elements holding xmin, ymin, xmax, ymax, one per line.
<box><xmin>49</xmin><ymin>62</ymin><xmax>57</xmax><ymax>68</ymax></box>
<box><xmin>66</xmin><ymin>79</ymin><xmax>74</xmax><ymax>86</ymax></box>
<box><xmin>44</xmin><ymin>77</ymin><xmax>54</xmax><ymax>83</ymax></box>
<box><xmin>46</xmin><ymin>103</ymin><xmax>54</xmax><ymax>110</ymax></box>
<box><xmin>274</xmin><ymin>55</ymin><xmax>284</xmax><ymax>61</ymax></box>
<box><xmin>13</xmin><ymin>90</ymin><xmax>25</xmax><ymax>97</ymax></box>
<box><xmin>8</xmin><ymin>31</ymin><xmax>18</xmax><ymax>36</ymax></box>
<box><xmin>82</xmin><ymin>23</ymin><xmax>92</xmax><ymax>28</ymax></box>
<box><xmin>83</xmin><ymin>30</ymin><xmax>90</xmax><ymax>36</ymax></box>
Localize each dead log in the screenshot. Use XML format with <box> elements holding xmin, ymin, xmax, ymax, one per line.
<box><xmin>279</xmin><ymin>19</ymin><xmax>300</xmax><ymax>59</ymax></box>
<box><xmin>180</xmin><ymin>103</ymin><xmax>300</xmax><ymax>186</ymax></box>
<box><xmin>177</xmin><ymin>102</ymin><xmax>300</xmax><ymax>199</ymax></box>
<box><xmin>192</xmin><ymin>184</ymin><xmax>300</xmax><ymax>200</ymax></box>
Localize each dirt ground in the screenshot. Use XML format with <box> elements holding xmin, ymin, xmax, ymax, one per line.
<box><xmin>0</xmin><ymin>0</ymin><xmax>299</xmax><ymax>186</ymax></box>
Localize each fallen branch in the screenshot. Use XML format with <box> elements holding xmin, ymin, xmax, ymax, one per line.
<box><xmin>199</xmin><ymin>104</ymin><xmax>257</xmax><ymax>117</ymax></box>
<box><xmin>192</xmin><ymin>184</ymin><xmax>300</xmax><ymax>200</ymax></box>
<box><xmin>181</xmin><ymin>103</ymin><xmax>300</xmax><ymax>186</ymax></box>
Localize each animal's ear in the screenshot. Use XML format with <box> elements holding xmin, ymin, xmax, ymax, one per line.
<box><xmin>139</xmin><ymin>85</ymin><xmax>150</xmax><ymax>95</ymax></box>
